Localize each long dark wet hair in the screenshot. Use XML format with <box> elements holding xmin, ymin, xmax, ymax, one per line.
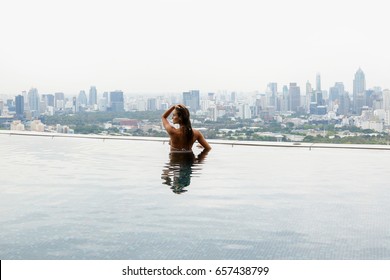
<box><xmin>176</xmin><ymin>106</ymin><xmax>194</xmax><ymax>147</ymax></box>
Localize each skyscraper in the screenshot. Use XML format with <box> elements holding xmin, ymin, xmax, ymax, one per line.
<box><xmin>89</xmin><ymin>86</ymin><xmax>97</xmax><ymax>106</ymax></box>
<box><xmin>328</xmin><ymin>82</ymin><xmax>345</xmax><ymax>103</ymax></box>
<box><xmin>78</xmin><ymin>90</ymin><xmax>88</xmax><ymax>107</ymax></box>
<box><xmin>110</xmin><ymin>90</ymin><xmax>124</xmax><ymax>112</ymax></box>
<box><xmin>28</xmin><ymin>88</ymin><xmax>39</xmax><ymax>113</ymax></box>
<box><xmin>183</xmin><ymin>90</ymin><xmax>200</xmax><ymax>112</ymax></box>
<box><xmin>353</xmin><ymin>68</ymin><xmax>366</xmax><ymax>114</ymax></box>
<box><xmin>147</xmin><ymin>98</ymin><xmax>157</xmax><ymax>111</ymax></box>
<box><xmin>15</xmin><ymin>95</ymin><xmax>24</xmax><ymax>119</ymax></box>
<box><xmin>329</xmin><ymin>82</ymin><xmax>345</xmax><ymax>114</ymax></box>
<box><xmin>339</xmin><ymin>92</ymin><xmax>351</xmax><ymax>116</ymax></box>
<box><xmin>289</xmin><ymin>83</ymin><xmax>301</xmax><ymax>112</ymax></box>
<box><xmin>267</xmin><ymin>83</ymin><xmax>277</xmax><ymax>107</ymax></box>
<box><xmin>54</xmin><ymin>92</ymin><xmax>65</xmax><ymax>110</ymax></box>
<box><xmin>305</xmin><ymin>81</ymin><xmax>313</xmax><ymax>113</ymax></box>
<box><xmin>316</xmin><ymin>73</ymin><xmax>321</xmax><ymax>92</ymax></box>
<box><xmin>45</xmin><ymin>94</ymin><xmax>55</xmax><ymax>107</ymax></box>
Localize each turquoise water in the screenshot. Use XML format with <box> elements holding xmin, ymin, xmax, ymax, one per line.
<box><xmin>1</xmin><ymin>134</ymin><xmax>390</xmax><ymax>259</ymax></box>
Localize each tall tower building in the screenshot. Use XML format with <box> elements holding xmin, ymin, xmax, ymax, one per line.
<box><xmin>183</xmin><ymin>90</ymin><xmax>200</xmax><ymax>112</ymax></box>
<box><xmin>339</xmin><ymin>92</ymin><xmax>351</xmax><ymax>116</ymax></box>
<box><xmin>316</xmin><ymin>73</ymin><xmax>321</xmax><ymax>92</ymax></box>
<box><xmin>45</xmin><ymin>94</ymin><xmax>55</xmax><ymax>107</ymax></box>
<box><xmin>267</xmin><ymin>83</ymin><xmax>277</xmax><ymax>107</ymax></box>
<box><xmin>328</xmin><ymin>82</ymin><xmax>345</xmax><ymax>113</ymax></box>
<box><xmin>78</xmin><ymin>90</ymin><xmax>88</xmax><ymax>107</ymax></box>
<box><xmin>305</xmin><ymin>81</ymin><xmax>313</xmax><ymax>113</ymax></box>
<box><xmin>383</xmin><ymin>89</ymin><xmax>390</xmax><ymax>111</ymax></box>
<box><xmin>15</xmin><ymin>95</ymin><xmax>24</xmax><ymax>119</ymax></box>
<box><xmin>289</xmin><ymin>83</ymin><xmax>301</xmax><ymax>112</ymax></box>
<box><xmin>109</xmin><ymin>90</ymin><xmax>124</xmax><ymax>112</ymax></box>
<box><xmin>353</xmin><ymin>68</ymin><xmax>366</xmax><ymax>114</ymax></box>
<box><xmin>89</xmin><ymin>86</ymin><xmax>97</xmax><ymax>106</ymax></box>
<box><xmin>147</xmin><ymin>98</ymin><xmax>157</xmax><ymax>111</ymax></box>
<box><xmin>315</xmin><ymin>73</ymin><xmax>324</xmax><ymax>105</ymax></box>
<box><xmin>281</xmin><ymin>85</ymin><xmax>289</xmax><ymax>112</ymax></box>
<box><xmin>28</xmin><ymin>88</ymin><xmax>40</xmax><ymax>113</ymax></box>
<box><xmin>54</xmin><ymin>92</ymin><xmax>65</xmax><ymax>110</ymax></box>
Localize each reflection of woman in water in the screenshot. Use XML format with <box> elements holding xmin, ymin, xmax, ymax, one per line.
<box><xmin>161</xmin><ymin>104</ymin><xmax>211</xmax><ymax>193</ymax></box>
<box><xmin>161</xmin><ymin>149</ymin><xmax>210</xmax><ymax>194</ymax></box>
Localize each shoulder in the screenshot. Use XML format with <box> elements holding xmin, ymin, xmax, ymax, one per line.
<box><xmin>193</xmin><ymin>129</ymin><xmax>203</xmax><ymax>138</ymax></box>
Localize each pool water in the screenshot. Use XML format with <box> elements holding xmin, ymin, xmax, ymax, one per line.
<box><xmin>1</xmin><ymin>134</ymin><xmax>390</xmax><ymax>259</ymax></box>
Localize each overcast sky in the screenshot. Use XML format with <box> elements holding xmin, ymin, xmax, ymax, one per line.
<box><xmin>0</xmin><ymin>0</ymin><xmax>389</xmax><ymax>96</ymax></box>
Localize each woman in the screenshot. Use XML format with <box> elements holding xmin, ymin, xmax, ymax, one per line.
<box><xmin>161</xmin><ymin>104</ymin><xmax>211</xmax><ymax>152</ymax></box>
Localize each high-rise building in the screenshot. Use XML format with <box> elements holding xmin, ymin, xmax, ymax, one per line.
<box><xmin>208</xmin><ymin>92</ymin><xmax>215</xmax><ymax>101</ymax></box>
<box><xmin>230</xmin><ymin>92</ymin><xmax>237</xmax><ymax>103</ymax></box>
<box><xmin>329</xmin><ymin>82</ymin><xmax>345</xmax><ymax>101</ymax></box>
<box><xmin>28</xmin><ymin>88</ymin><xmax>40</xmax><ymax>113</ymax></box>
<box><xmin>267</xmin><ymin>83</ymin><xmax>277</xmax><ymax>107</ymax></box>
<box><xmin>353</xmin><ymin>68</ymin><xmax>366</xmax><ymax>114</ymax></box>
<box><xmin>315</xmin><ymin>73</ymin><xmax>324</xmax><ymax>105</ymax></box>
<box><xmin>44</xmin><ymin>94</ymin><xmax>54</xmax><ymax>107</ymax></box>
<box><xmin>237</xmin><ymin>103</ymin><xmax>251</xmax><ymax>119</ymax></box>
<box><xmin>78</xmin><ymin>90</ymin><xmax>88</xmax><ymax>107</ymax></box>
<box><xmin>280</xmin><ymin>85</ymin><xmax>289</xmax><ymax>112</ymax></box>
<box><xmin>383</xmin><ymin>89</ymin><xmax>390</xmax><ymax>111</ymax></box>
<box><xmin>316</xmin><ymin>73</ymin><xmax>321</xmax><ymax>92</ymax></box>
<box><xmin>328</xmin><ymin>82</ymin><xmax>345</xmax><ymax>113</ymax></box>
<box><xmin>55</xmin><ymin>92</ymin><xmax>65</xmax><ymax>110</ymax></box>
<box><xmin>15</xmin><ymin>95</ymin><xmax>24</xmax><ymax>119</ymax></box>
<box><xmin>183</xmin><ymin>90</ymin><xmax>200</xmax><ymax>112</ymax></box>
<box><xmin>110</xmin><ymin>90</ymin><xmax>124</xmax><ymax>112</ymax></box>
<box><xmin>289</xmin><ymin>83</ymin><xmax>301</xmax><ymax>112</ymax></box>
<box><xmin>339</xmin><ymin>92</ymin><xmax>351</xmax><ymax>116</ymax></box>
<box><xmin>89</xmin><ymin>86</ymin><xmax>97</xmax><ymax>106</ymax></box>
<box><xmin>305</xmin><ymin>81</ymin><xmax>313</xmax><ymax>113</ymax></box>
<box><xmin>147</xmin><ymin>98</ymin><xmax>157</xmax><ymax>111</ymax></box>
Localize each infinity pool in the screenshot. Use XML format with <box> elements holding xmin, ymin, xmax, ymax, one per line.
<box><xmin>1</xmin><ymin>133</ymin><xmax>390</xmax><ymax>259</ymax></box>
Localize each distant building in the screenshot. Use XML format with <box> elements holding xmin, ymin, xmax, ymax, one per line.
<box><xmin>338</xmin><ymin>92</ymin><xmax>351</xmax><ymax>116</ymax></box>
<box><xmin>44</xmin><ymin>94</ymin><xmax>55</xmax><ymax>107</ymax></box>
<box><xmin>316</xmin><ymin>73</ymin><xmax>321</xmax><ymax>92</ymax></box>
<box><xmin>383</xmin><ymin>89</ymin><xmax>390</xmax><ymax>111</ymax></box>
<box><xmin>78</xmin><ymin>90</ymin><xmax>88</xmax><ymax>107</ymax></box>
<box><xmin>11</xmin><ymin>120</ymin><xmax>25</xmax><ymax>131</ymax></box>
<box><xmin>30</xmin><ymin>120</ymin><xmax>45</xmax><ymax>132</ymax></box>
<box><xmin>89</xmin><ymin>86</ymin><xmax>97</xmax><ymax>106</ymax></box>
<box><xmin>289</xmin><ymin>83</ymin><xmax>301</xmax><ymax>112</ymax></box>
<box><xmin>208</xmin><ymin>92</ymin><xmax>215</xmax><ymax>101</ymax></box>
<box><xmin>267</xmin><ymin>83</ymin><xmax>277</xmax><ymax>107</ymax></box>
<box><xmin>305</xmin><ymin>81</ymin><xmax>313</xmax><ymax>113</ymax></box>
<box><xmin>15</xmin><ymin>95</ymin><xmax>24</xmax><ymax>119</ymax></box>
<box><xmin>54</xmin><ymin>92</ymin><xmax>65</xmax><ymax>110</ymax></box>
<box><xmin>28</xmin><ymin>88</ymin><xmax>40</xmax><ymax>114</ymax></box>
<box><xmin>353</xmin><ymin>68</ymin><xmax>366</xmax><ymax>114</ymax></box>
<box><xmin>237</xmin><ymin>103</ymin><xmax>251</xmax><ymax>119</ymax></box>
<box><xmin>110</xmin><ymin>91</ymin><xmax>124</xmax><ymax>112</ymax></box>
<box><xmin>183</xmin><ymin>90</ymin><xmax>200</xmax><ymax>112</ymax></box>
<box><xmin>147</xmin><ymin>98</ymin><xmax>157</xmax><ymax>111</ymax></box>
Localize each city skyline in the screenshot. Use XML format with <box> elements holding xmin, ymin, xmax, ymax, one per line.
<box><xmin>0</xmin><ymin>68</ymin><xmax>384</xmax><ymax>100</ymax></box>
<box><xmin>1</xmin><ymin>0</ymin><xmax>389</xmax><ymax>95</ymax></box>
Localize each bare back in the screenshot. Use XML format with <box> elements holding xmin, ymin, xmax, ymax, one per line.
<box><xmin>169</xmin><ymin>128</ymin><xmax>210</xmax><ymax>151</ymax></box>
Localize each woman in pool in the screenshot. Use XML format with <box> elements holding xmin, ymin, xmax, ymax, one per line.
<box><xmin>162</xmin><ymin>104</ymin><xmax>211</xmax><ymax>152</ymax></box>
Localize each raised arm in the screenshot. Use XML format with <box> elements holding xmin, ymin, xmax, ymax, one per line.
<box><xmin>161</xmin><ymin>105</ymin><xmax>176</xmax><ymax>135</ymax></box>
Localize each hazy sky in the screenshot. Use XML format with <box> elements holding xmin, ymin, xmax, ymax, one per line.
<box><xmin>1</xmin><ymin>0</ymin><xmax>389</xmax><ymax>96</ymax></box>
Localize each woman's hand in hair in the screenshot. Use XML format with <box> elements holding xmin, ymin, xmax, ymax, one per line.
<box><xmin>176</xmin><ymin>104</ymin><xmax>186</xmax><ymax>109</ymax></box>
